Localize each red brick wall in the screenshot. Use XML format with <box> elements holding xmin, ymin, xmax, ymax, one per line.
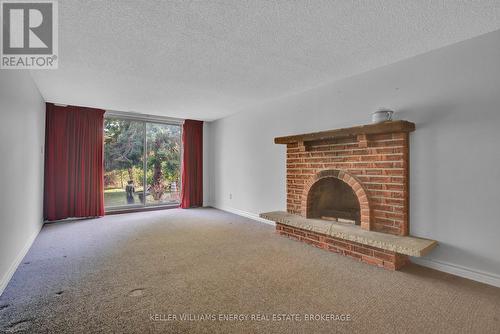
<box><xmin>286</xmin><ymin>132</ymin><xmax>409</xmax><ymax>236</ymax></box>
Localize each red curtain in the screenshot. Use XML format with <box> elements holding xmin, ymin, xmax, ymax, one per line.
<box><xmin>180</xmin><ymin>120</ymin><xmax>203</xmax><ymax>208</ymax></box>
<box><xmin>43</xmin><ymin>103</ymin><xmax>105</xmax><ymax>221</ymax></box>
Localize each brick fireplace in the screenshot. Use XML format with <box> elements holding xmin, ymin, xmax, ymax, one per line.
<box><xmin>261</xmin><ymin>121</ymin><xmax>437</xmax><ymax>270</ymax></box>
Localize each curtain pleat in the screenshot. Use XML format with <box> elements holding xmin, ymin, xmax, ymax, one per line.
<box><xmin>180</xmin><ymin>120</ymin><xmax>203</xmax><ymax>208</ymax></box>
<box><xmin>43</xmin><ymin>103</ymin><xmax>105</xmax><ymax>221</ymax></box>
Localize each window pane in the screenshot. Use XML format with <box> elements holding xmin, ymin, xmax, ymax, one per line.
<box><xmin>146</xmin><ymin>123</ymin><xmax>181</xmax><ymax>206</ymax></box>
<box><xmin>103</xmin><ymin>118</ymin><xmax>145</xmax><ymax>208</ymax></box>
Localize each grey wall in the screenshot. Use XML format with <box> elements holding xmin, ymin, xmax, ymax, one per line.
<box><xmin>208</xmin><ymin>30</ymin><xmax>500</xmax><ymax>284</ymax></box>
<box><xmin>0</xmin><ymin>71</ymin><xmax>45</xmax><ymax>294</ymax></box>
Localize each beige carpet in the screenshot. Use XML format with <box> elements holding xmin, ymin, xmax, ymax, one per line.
<box><xmin>0</xmin><ymin>208</ymin><xmax>499</xmax><ymax>333</ymax></box>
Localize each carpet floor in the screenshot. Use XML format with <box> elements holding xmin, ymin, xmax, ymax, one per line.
<box><xmin>0</xmin><ymin>208</ymin><xmax>499</xmax><ymax>333</ymax></box>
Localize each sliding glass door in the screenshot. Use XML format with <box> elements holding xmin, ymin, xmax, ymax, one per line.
<box><xmin>146</xmin><ymin>122</ymin><xmax>181</xmax><ymax>206</ymax></box>
<box><xmin>103</xmin><ymin>116</ymin><xmax>181</xmax><ymax>210</ymax></box>
<box><xmin>103</xmin><ymin>118</ymin><xmax>145</xmax><ymax>208</ymax></box>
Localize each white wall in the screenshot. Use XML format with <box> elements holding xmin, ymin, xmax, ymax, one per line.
<box><xmin>209</xmin><ymin>30</ymin><xmax>500</xmax><ymax>285</ymax></box>
<box><xmin>203</xmin><ymin>121</ymin><xmax>213</xmax><ymax>206</ymax></box>
<box><xmin>0</xmin><ymin>71</ymin><xmax>45</xmax><ymax>294</ymax></box>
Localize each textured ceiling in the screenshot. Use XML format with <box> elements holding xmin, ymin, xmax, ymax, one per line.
<box><xmin>31</xmin><ymin>0</ymin><xmax>500</xmax><ymax>121</ymax></box>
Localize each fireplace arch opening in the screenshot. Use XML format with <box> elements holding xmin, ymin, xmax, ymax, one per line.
<box><xmin>306</xmin><ymin>177</ymin><xmax>361</xmax><ymax>225</ymax></box>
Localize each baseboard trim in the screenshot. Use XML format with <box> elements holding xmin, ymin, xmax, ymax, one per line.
<box><xmin>214</xmin><ymin>205</ymin><xmax>276</xmax><ymax>227</ymax></box>
<box><xmin>0</xmin><ymin>224</ymin><xmax>42</xmax><ymax>296</ymax></box>
<box><xmin>412</xmin><ymin>257</ymin><xmax>500</xmax><ymax>288</ymax></box>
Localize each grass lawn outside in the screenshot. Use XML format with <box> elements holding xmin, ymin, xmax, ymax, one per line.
<box><xmin>104</xmin><ymin>188</ymin><xmax>180</xmax><ymax>208</ymax></box>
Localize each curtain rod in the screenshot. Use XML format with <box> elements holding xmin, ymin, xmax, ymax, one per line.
<box><xmin>46</xmin><ymin>101</ymin><xmax>185</xmax><ymax>125</ymax></box>
<box><xmin>105</xmin><ymin>110</ymin><xmax>185</xmax><ymax>125</ymax></box>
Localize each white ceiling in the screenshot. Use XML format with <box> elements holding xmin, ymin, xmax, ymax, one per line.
<box><xmin>31</xmin><ymin>0</ymin><xmax>500</xmax><ymax>121</ymax></box>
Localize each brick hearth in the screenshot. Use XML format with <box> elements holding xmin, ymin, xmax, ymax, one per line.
<box><xmin>276</xmin><ymin>223</ymin><xmax>409</xmax><ymax>270</ymax></box>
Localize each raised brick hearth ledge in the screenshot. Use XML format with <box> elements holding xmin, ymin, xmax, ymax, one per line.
<box><xmin>260</xmin><ymin>211</ymin><xmax>437</xmax><ymax>257</ymax></box>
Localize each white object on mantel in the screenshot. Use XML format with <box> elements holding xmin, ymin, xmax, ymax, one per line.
<box><xmin>372</xmin><ymin>108</ymin><xmax>394</xmax><ymax>123</ymax></box>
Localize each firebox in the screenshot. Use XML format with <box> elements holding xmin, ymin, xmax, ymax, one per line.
<box><xmin>307</xmin><ymin>176</ymin><xmax>360</xmax><ymax>225</ymax></box>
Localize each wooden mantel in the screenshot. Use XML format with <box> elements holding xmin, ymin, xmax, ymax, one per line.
<box><xmin>274</xmin><ymin>120</ymin><xmax>415</xmax><ymax>144</ymax></box>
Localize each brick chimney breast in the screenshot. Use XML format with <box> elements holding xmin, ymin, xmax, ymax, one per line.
<box><xmin>283</xmin><ymin>121</ymin><xmax>414</xmax><ymax>236</ymax></box>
